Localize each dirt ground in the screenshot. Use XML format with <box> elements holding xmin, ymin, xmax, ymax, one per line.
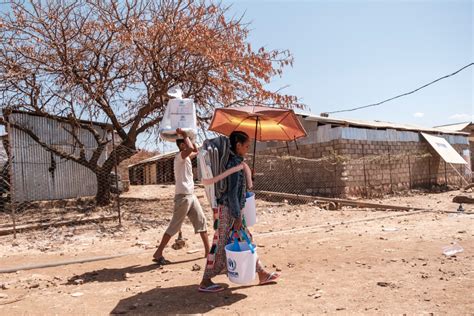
<box><xmin>0</xmin><ymin>185</ymin><xmax>473</xmax><ymax>315</ymax></box>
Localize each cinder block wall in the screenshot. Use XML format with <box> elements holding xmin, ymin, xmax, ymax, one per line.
<box><xmin>253</xmin><ymin>139</ymin><xmax>469</xmax><ymax>198</ymax></box>
<box><xmin>254</xmin><ymin>140</ymin><xmax>345</xmax><ymax>197</ymax></box>
<box><xmin>341</xmin><ymin>140</ymin><xmax>469</xmax><ymax>197</ymax></box>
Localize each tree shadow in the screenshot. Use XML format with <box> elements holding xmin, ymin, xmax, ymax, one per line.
<box><xmin>111</xmin><ymin>284</ymin><xmax>247</xmax><ymax>315</ymax></box>
<box><xmin>66</xmin><ymin>257</ymin><xmax>201</xmax><ymax>285</ymax></box>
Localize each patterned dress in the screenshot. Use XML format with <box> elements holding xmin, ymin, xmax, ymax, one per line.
<box><xmin>203</xmin><ymin>204</ymin><xmax>264</xmax><ymax>280</ymax></box>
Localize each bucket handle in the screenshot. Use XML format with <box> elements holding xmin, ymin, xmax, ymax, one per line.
<box><xmin>232</xmin><ymin>229</ymin><xmax>255</xmax><ymax>254</ymax></box>
<box><xmin>232</xmin><ymin>236</ymin><xmax>241</xmax><ymax>252</ymax></box>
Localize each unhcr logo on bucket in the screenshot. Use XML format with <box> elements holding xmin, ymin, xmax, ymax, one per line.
<box><xmin>227</xmin><ymin>258</ymin><xmax>237</xmax><ymax>271</ymax></box>
<box><xmin>227</xmin><ymin>258</ymin><xmax>239</xmax><ymax>277</ymax></box>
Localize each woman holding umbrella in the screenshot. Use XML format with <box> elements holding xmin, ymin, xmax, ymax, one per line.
<box><xmin>198</xmin><ymin>130</ymin><xmax>280</xmax><ymax>293</ymax></box>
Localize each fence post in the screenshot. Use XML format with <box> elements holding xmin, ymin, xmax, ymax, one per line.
<box><xmin>388</xmin><ymin>145</ymin><xmax>393</xmax><ymax>193</ymax></box>
<box><xmin>6</xmin><ymin>120</ymin><xmax>16</xmax><ymax>239</ymax></box>
<box><xmin>112</xmin><ymin>132</ymin><xmax>122</xmax><ymax>226</ymax></box>
<box><xmin>428</xmin><ymin>157</ymin><xmax>432</xmax><ymax>187</ymax></box>
<box><xmin>285</xmin><ymin>141</ymin><xmax>298</xmax><ymax>196</ymax></box>
<box><xmin>444</xmin><ymin>161</ymin><xmax>448</xmax><ymax>187</ymax></box>
<box><xmin>459</xmin><ymin>165</ymin><xmax>463</xmax><ymax>187</ymax></box>
<box><xmin>407</xmin><ymin>153</ymin><xmax>412</xmax><ymax>190</ymax></box>
<box><xmin>362</xmin><ymin>144</ymin><xmax>368</xmax><ymax>198</ymax></box>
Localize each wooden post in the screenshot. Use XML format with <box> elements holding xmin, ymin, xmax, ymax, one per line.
<box><xmin>444</xmin><ymin>161</ymin><xmax>448</xmax><ymax>187</ymax></box>
<box><xmin>112</xmin><ymin>132</ymin><xmax>122</xmax><ymax>226</ymax></box>
<box><xmin>407</xmin><ymin>154</ymin><xmax>412</xmax><ymax>190</ymax></box>
<box><xmin>333</xmin><ymin>161</ymin><xmax>337</xmax><ymax>198</ymax></box>
<box><xmin>428</xmin><ymin>157</ymin><xmax>432</xmax><ymax>187</ymax></box>
<box><xmin>388</xmin><ymin>145</ymin><xmax>393</xmax><ymax>193</ymax></box>
<box><xmin>285</xmin><ymin>141</ymin><xmax>298</xmax><ymax>196</ymax></box>
<box><xmin>362</xmin><ymin>144</ymin><xmax>368</xmax><ymax>198</ymax></box>
<box><xmin>5</xmin><ymin>120</ymin><xmax>17</xmax><ymax>239</ymax></box>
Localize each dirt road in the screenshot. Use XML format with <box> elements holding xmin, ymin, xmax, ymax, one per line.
<box><xmin>0</xmin><ymin>186</ymin><xmax>473</xmax><ymax>314</ymax></box>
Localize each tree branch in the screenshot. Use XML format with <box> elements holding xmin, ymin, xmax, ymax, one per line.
<box><xmin>0</xmin><ymin>117</ymin><xmax>94</xmax><ymax>170</ymax></box>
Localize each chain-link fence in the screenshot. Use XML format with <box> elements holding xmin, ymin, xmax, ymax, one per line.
<box><xmin>251</xmin><ymin>150</ymin><xmax>343</xmax><ymax>197</ymax></box>
<box><xmin>129</xmin><ymin>154</ymin><xmax>198</xmax><ymax>186</ymax></box>
<box><xmin>0</xmin><ymin>112</ymin><xmax>137</xmax><ymax>239</ymax></box>
<box><xmin>128</xmin><ymin>139</ymin><xmax>472</xmax><ymax>207</ymax></box>
<box><xmin>251</xmin><ymin>141</ymin><xmax>472</xmax><ymax>201</ymax></box>
<box><xmin>2</xmin><ymin>123</ymin><xmax>472</xmax><ymax>238</ymax></box>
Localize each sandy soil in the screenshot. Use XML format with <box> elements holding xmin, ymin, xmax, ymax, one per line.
<box><xmin>0</xmin><ymin>185</ymin><xmax>473</xmax><ymax>315</ymax></box>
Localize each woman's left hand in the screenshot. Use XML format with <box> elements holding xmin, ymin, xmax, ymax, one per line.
<box><xmin>233</xmin><ymin>217</ymin><xmax>243</xmax><ymax>231</ymax></box>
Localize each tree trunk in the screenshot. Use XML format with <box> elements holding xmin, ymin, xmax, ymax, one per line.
<box><xmin>96</xmin><ymin>171</ymin><xmax>112</xmax><ymax>206</ymax></box>
<box><xmin>95</xmin><ymin>142</ymin><xmax>136</xmax><ymax>206</ymax></box>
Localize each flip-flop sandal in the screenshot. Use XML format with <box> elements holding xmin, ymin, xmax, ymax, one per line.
<box><xmin>259</xmin><ymin>272</ymin><xmax>280</xmax><ymax>285</ymax></box>
<box><xmin>152</xmin><ymin>256</ymin><xmax>171</xmax><ymax>265</ymax></box>
<box><xmin>198</xmin><ymin>284</ymin><xmax>225</xmax><ymax>293</ymax></box>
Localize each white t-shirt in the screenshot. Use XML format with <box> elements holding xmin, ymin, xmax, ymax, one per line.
<box><xmin>174</xmin><ymin>153</ymin><xmax>194</xmax><ymax>195</ymax></box>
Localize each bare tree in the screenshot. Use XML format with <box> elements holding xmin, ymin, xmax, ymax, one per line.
<box><xmin>0</xmin><ymin>0</ymin><xmax>299</xmax><ymax>205</ymax></box>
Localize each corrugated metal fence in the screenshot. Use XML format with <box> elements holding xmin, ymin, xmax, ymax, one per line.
<box><xmin>8</xmin><ymin>112</ymin><xmax>107</xmax><ymax>202</ymax></box>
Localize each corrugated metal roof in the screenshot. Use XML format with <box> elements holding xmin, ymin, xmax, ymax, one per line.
<box><xmin>432</xmin><ymin>122</ymin><xmax>472</xmax><ymax>132</ymax></box>
<box><xmin>5</xmin><ymin>109</ymin><xmax>114</xmax><ymax>129</ymax></box>
<box><xmin>129</xmin><ymin>113</ymin><xmax>471</xmax><ymax>168</ymax></box>
<box><xmin>297</xmin><ymin>112</ymin><xmax>469</xmax><ymax>136</ymax></box>
<box><xmin>128</xmin><ymin>150</ymin><xmax>179</xmax><ymax>167</ymax></box>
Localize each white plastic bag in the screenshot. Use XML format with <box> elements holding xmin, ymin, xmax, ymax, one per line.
<box><xmin>442</xmin><ymin>243</ymin><xmax>464</xmax><ymax>256</ymax></box>
<box><xmin>167</xmin><ymin>86</ymin><xmax>184</xmax><ymax>99</ymax></box>
<box><xmin>159</xmin><ymin>88</ymin><xmax>197</xmax><ymax>142</ymax></box>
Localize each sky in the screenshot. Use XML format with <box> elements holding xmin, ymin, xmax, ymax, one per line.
<box><xmin>222</xmin><ymin>0</ymin><xmax>473</xmax><ymax>128</ymax></box>
<box><xmin>158</xmin><ymin>0</ymin><xmax>473</xmax><ymax>153</ymax></box>
<box><xmin>1</xmin><ymin>1</ymin><xmax>472</xmax><ymax>152</ymax></box>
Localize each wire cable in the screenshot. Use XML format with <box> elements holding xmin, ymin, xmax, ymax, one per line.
<box><xmin>326</xmin><ymin>63</ymin><xmax>474</xmax><ymax>115</ymax></box>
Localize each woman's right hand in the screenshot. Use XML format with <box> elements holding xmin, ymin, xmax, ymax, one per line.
<box><xmin>176</xmin><ymin>128</ymin><xmax>187</xmax><ymax>137</ymax></box>
<box><xmin>241</xmin><ymin>162</ymin><xmax>253</xmax><ymax>189</ymax></box>
<box><xmin>233</xmin><ymin>217</ymin><xmax>243</xmax><ymax>231</ymax></box>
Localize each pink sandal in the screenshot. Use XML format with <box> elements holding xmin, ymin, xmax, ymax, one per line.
<box><xmin>259</xmin><ymin>272</ymin><xmax>280</xmax><ymax>285</ymax></box>
<box><xmin>198</xmin><ymin>284</ymin><xmax>225</xmax><ymax>293</ymax></box>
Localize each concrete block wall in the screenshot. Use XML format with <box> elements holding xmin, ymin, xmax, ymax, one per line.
<box><xmin>253</xmin><ymin>138</ymin><xmax>470</xmax><ymax>198</ymax></box>
<box><xmin>339</xmin><ymin>140</ymin><xmax>469</xmax><ymax>197</ymax></box>
<box><xmin>253</xmin><ymin>140</ymin><xmax>345</xmax><ymax>197</ymax></box>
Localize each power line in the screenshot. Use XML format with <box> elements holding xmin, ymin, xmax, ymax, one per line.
<box><xmin>326</xmin><ymin>62</ymin><xmax>474</xmax><ymax>115</ymax></box>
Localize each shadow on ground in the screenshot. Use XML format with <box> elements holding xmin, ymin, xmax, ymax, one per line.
<box><xmin>66</xmin><ymin>258</ymin><xmax>201</xmax><ymax>285</ymax></box>
<box><xmin>111</xmin><ymin>284</ymin><xmax>247</xmax><ymax>314</ymax></box>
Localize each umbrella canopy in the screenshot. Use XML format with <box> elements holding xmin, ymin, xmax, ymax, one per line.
<box><xmin>208</xmin><ymin>106</ymin><xmax>307</xmax><ymax>177</ymax></box>
<box><xmin>208</xmin><ymin>106</ymin><xmax>307</xmax><ymax>141</ymax></box>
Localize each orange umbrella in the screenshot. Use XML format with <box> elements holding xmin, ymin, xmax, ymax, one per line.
<box><xmin>209</xmin><ymin>106</ymin><xmax>307</xmax><ymax>142</ymax></box>
<box><xmin>208</xmin><ymin>106</ymin><xmax>307</xmax><ymax>172</ymax></box>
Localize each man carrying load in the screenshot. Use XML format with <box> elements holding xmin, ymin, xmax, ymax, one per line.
<box><xmin>153</xmin><ymin>128</ymin><xmax>210</xmax><ymax>264</ymax></box>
